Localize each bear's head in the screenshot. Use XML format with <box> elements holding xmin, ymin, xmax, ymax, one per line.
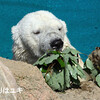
<box><xmin>12</xmin><ymin>11</ymin><xmax>68</xmax><ymax>58</ymax></box>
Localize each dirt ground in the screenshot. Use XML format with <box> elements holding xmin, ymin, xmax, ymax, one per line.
<box><xmin>0</xmin><ymin>57</ymin><xmax>100</xmax><ymax>100</ymax></box>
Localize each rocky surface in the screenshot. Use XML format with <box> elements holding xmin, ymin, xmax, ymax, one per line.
<box><xmin>0</xmin><ymin>57</ymin><xmax>60</xmax><ymax>100</ymax></box>
<box><xmin>0</xmin><ymin>61</ymin><xmax>18</xmax><ymax>100</ymax></box>
<box><xmin>0</xmin><ymin>57</ymin><xmax>100</xmax><ymax>100</ymax></box>
<box><xmin>89</xmin><ymin>47</ymin><xmax>100</xmax><ymax>70</ymax></box>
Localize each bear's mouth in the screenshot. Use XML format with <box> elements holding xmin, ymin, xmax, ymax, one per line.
<box><xmin>50</xmin><ymin>38</ymin><xmax>64</xmax><ymax>51</ymax></box>
<box><xmin>40</xmin><ymin>38</ymin><xmax>64</xmax><ymax>55</ymax></box>
<box><xmin>40</xmin><ymin>46</ymin><xmax>63</xmax><ymax>55</ymax></box>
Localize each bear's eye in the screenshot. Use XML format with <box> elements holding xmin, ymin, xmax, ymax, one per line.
<box><xmin>34</xmin><ymin>31</ymin><xmax>40</xmax><ymax>34</ymax></box>
<box><xmin>58</xmin><ymin>27</ymin><xmax>62</xmax><ymax>31</ymax></box>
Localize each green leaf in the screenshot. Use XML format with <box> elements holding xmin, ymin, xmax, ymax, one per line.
<box><xmin>86</xmin><ymin>58</ymin><xmax>94</xmax><ymax>70</ymax></box>
<box><xmin>96</xmin><ymin>74</ymin><xmax>100</xmax><ymax>87</ymax></box>
<box><xmin>65</xmin><ymin>68</ymin><xmax>70</xmax><ymax>88</ymax></box>
<box><xmin>40</xmin><ymin>67</ymin><xmax>47</xmax><ymax>73</ymax></box>
<box><xmin>46</xmin><ymin>69</ymin><xmax>65</xmax><ymax>91</ymax></box>
<box><xmin>62</xmin><ymin>47</ymin><xmax>70</xmax><ymax>54</ymax></box>
<box><xmin>70</xmin><ymin>48</ymin><xmax>81</xmax><ymax>55</ymax></box>
<box><xmin>33</xmin><ymin>60</ymin><xmax>40</xmax><ymax>65</ymax></box>
<box><xmin>75</xmin><ymin>65</ymin><xmax>86</xmax><ymax>79</ymax></box>
<box><xmin>63</xmin><ymin>54</ymin><xmax>69</xmax><ymax>64</ymax></box>
<box><xmin>36</xmin><ymin>54</ymin><xmax>59</xmax><ymax>65</ymax></box>
<box><xmin>63</xmin><ymin>53</ymin><xmax>74</xmax><ymax>88</ymax></box>
<box><xmin>38</xmin><ymin>53</ymin><xmax>47</xmax><ymax>61</ymax></box>
<box><xmin>33</xmin><ymin>53</ymin><xmax>47</xmax><ymax>65</ymax></box>
<box><xmin>67</xmin><ymin>65</ymin><xmax>77</xmax><ymax>80</ymax></box>
<box><xmin>45</xmin><ymin>54</ymin><xmax>59</xmax><ymax>64</ymax></box>
<box><xmin>45</xmin><ymin>73</ymin><xmax>51</xmax><ymax>82</ymax></box>
<box><xmin>57</xmin><ymin>58</ymin><xmax>65</xmax><ymax>68</ymax></box>
<box><xmin>62</xmin><ymin>47</ymin><xmax>81</xmax><ymax>55</ymax></box>
<box><xmin>69</xmin><ymin>55</ymin><xmax>79</xmax><ymax>64</ymax></box>
<box><xmin>48</xmin><ymin>50</ymin><xmax>62</xmax><ymax>54</ymax></box>
<box><xmin>91</xmin><ymin>69</ymin><xmax>98</xmax><ymax>76</ymax></box>
<box><xmin>38</xmin><ymin>57</ymin><xmax>49</xmax><ymax>65</ymax></box>
<box><xmin>91</xmin><ymin>69</ymin><xmax>98</xmax><ymax>80</ymax></box>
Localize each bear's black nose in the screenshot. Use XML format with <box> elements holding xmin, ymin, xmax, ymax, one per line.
<box><xmin>50</xmin><ymin>39</ymin><xmax>63</xmax><ymax>50</ymax></box>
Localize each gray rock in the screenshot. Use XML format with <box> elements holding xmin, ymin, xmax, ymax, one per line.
<box><xmin>89</xmin><ymin>47</ymin><xmax>100</xmax><ymax>70</ymax></box>
<box><xmin>0</xmin><ymin>61</ymin><xmax>18</xmax><ymax>100</ymax></box>
<box><xmin>0</xmin><ymin>57</ymin><xmax>60</xmax><ymax>100</ymax></box>
<box><xmin>0</xmin><ymin>57</ymin><xmax>100</xmax><ymax>100</ymax></box>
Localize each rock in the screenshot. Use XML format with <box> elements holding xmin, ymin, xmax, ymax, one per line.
<box><xmin>58</xmin><ymin>81</ymin><xmax>100</xmax><ymax>100</ymax></box>
<box><xmin>0</xmin><ymin>57</ymin><xmax>60</xmax><ymax>100</ymax></box>
<box><xmin>89</xmin><ymin>47</ymin><xmax>100</xmax><ymax>71</ymax></box>
<box><xmin>0</xmin><ymin>57</ymin><xmax>100</xmax><ymax>100</ymax></box>
<box><xmin>0</xmin><ymin>61</ymin><xmax>18</xmax><ymax>100</ymax></box>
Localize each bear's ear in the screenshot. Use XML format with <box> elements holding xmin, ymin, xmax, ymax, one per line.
<box><xmin>11</xmin><ymin>25</ymin><xmax>19</xmax><ymax>40</ymax></box>
<box><xmin>60</xmin><ymin>20</ymin><xmax>68</xmax><ymax>33</ymax></box>
<box><xmin>11</xmin><ymin>26</ymin><xmax>18</xmax><ymax>34</ymax></box>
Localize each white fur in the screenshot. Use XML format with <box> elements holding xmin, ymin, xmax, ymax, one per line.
<box><xmin>12</xmin><ymin>10</ymin><xmax>82</xmax><ymax>65</ymax></box>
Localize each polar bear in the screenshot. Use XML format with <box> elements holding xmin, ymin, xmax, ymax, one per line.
<box><xmin>12</xmin><ymin>10</ymin><xmax>83</xmax><ymax>66</ymax></box>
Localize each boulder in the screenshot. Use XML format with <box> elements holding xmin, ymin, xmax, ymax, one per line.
<box><xmin>0</xmin><ymin>57</ymin><xmax>100</xmax><ymax>100</ymax></box>
<box><xmin>0</xmin><ymin>57</ymin><xmax>60</xmax><ymax>100</ymax></box>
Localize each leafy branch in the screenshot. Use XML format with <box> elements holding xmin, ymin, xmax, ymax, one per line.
<box><xmin>34</xmin><ymin>47</ymin><xmax>100</xmax><ymax>91</ymax></box>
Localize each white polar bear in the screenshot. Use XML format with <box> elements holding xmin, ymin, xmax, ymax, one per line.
<box><xmin>12</xmin><ymin>10</ymin><xmax>83</xmax><ymax>66</ymax></box>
